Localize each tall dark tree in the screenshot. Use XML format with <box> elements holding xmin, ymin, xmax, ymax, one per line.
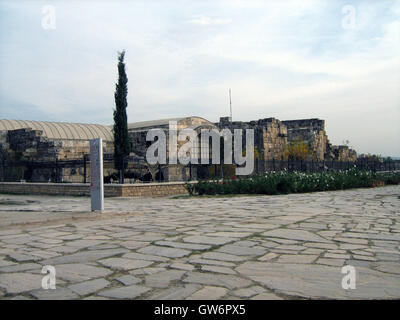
<box><xmin>113</xmin><ymin>50</ymin><xmax>130</xmax><ymax>183</ymax></box>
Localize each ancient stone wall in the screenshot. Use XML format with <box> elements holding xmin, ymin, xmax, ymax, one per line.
<box><xmin>4</xmin><ymin>128</ymin><xmax>113</xmax><ymax>161</ymax></box>
<box><xmin>282</xmin><ymin>119</ymin><xmax>331</xmax><ymax>160</ymax></box>
<box><xmin>0</xmin><ymin>181</ymin><xmax>191</xmax><ymax>197</ymax></box>
<box><xmin>0</xmin><ymin>116</ymin><xmax>358</xmax><ymax>183</ymax></box>
<box><xmin>128</xmin><ymin>117</ymin><xmax>217</xmax><ymax>182</ymax></box>
<box><xmin>218</xmin><ymin>117</ymin><xmax>288</xmax><ymax>161</ymax></box>
<box><xmin>332</xmin><ymin>145</ymin><xmax>357</xmax><ymax>162</ymax></box>
<box><xmin>0</xmin><ymin>128</ymin><xmax>114</xmax><ymax>183</ymax></box>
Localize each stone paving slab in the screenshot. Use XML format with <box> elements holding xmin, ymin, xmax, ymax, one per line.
<box><xmin>0</xmin><ymin>185</ymin><xmax>399</xmax><ymax>300</ymax></box>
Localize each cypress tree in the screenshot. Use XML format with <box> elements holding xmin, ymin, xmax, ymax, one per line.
<box><xmin>113</xmin><ymin>50</ymin><xmax>130</xmax><ymax>183</ymax></box>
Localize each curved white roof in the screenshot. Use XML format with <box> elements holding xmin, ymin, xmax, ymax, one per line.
<box><xmin>127</xmin><ymin>117</ymin><xmax>184</xmax><ymax>130</ymax></box>
<box><xmin>127</xmin><ymin>116</ymin><xmax>215</xmax><ymax>130</ymax></box>
<box><xmin>0</xmin><ymin>119</ymin><xmax>113</xmax><ymax>141</ymax></box>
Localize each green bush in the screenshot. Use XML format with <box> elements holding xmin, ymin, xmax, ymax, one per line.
<box><xmin>188</xmin><ymin>168</ymin><xmax>399</xmax><ymax>196</ymax></box>
<box><xmin>378</xmin><ymin>172</ymin><xmax>400</xmax><ymax>185</ymax></box>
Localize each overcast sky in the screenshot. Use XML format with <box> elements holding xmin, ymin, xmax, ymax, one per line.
<box><xmin>0</xmin><ymin>0</ymin><xmax>399</xmax><ymax>156</ymax></box>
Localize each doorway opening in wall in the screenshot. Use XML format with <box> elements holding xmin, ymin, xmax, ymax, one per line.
<box><xmin>155</xmin><ymin>170</ymin><xmax>164</xmax><ymax>182</ymax></box>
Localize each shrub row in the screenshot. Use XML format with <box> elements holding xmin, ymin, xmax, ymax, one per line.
<box><xmin>186</xmin><ymin>169</ymin><xmax>400</xmax><ymax>196</ymax></box>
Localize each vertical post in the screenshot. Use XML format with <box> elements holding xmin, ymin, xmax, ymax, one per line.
<box><xmin>83</xmin><ymin>154</ymin><xmax>87</xmax><ymax>184</ymax></box>
<box><xmin>90</xmin><ymin>138</ymin><xmax>104</xmax><ymax>212</ymax></box>
<box><xmin>0</xmin><ymin>158</ymin><xmax>4</xmax><ymax>182</ymax></box>
<box><xmin>256</xmin><ymin>158</ymin><xmax>258</xmax><ymax>175</ymax></box>
<box><xmin>54</xmin><ymin>158</ymin><xmax>58</xmax><ymax>183</ymax></box>
<box><xmin>121</xmin><ymin>156</ymin><xmax>125</xmax><ymax>184</ymax></box>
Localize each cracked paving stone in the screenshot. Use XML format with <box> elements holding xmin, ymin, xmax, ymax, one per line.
<box><xmin>189</xmin><ymin>258</ymin><xmax>236</xmax><ymax>267</ymax></box>
<box><xmin>121</xmin><ymin>234</ymin><xmax>164</xmax><ymax>242</ymax></box>
<box><xmin>183</xmin><ymin>272</ymin><xmax>253</xmax><ymax>290</ymax></box>
<box><xmin>137</xmin><ymin>245</ymin><xmax>191</xmax><ymax>258</ymax></box>
<box><xmin>115</xmin><ymin>275</ymin><xmax>142</xmax><ymax>286</ymax></box>
<box><xmin>0</xmin><ymin>258</ymin><xmax>16</xmax><ymax>267</ymax></box>
<box><xmin>68</xmin><ymin>278</ymin><xmax>110</xmax><ymax>296</ymax></box>
<box><xmin>232</xmin><ymin>286</ymin><xmax>266</xmax><ymax>298</ymax></box>
<box><xmin>41</xmin><ymin>248</ymin><xmax>129</xmax><ymax>265</ymax></box>
<box><xmin>324</xmin><ymin>253</ymin><xmax>351</xmax><ymax>259</ymax></box>
<box><xmin>187</xmin><ymin>286</ymin><xmax>228</xmax><ymax>300</ymax></box>
<box><xmin>130</xmin><ymin>267</ymin><xmax>167</xmax><ymax>276</ymax></box>
<box><xmin>98</xmin><ymin>285</ymin><xmax>150</xmax><ymax>299</ymax></box>
<box><xmin>11</xmin><ymin>295</ymin><xmax>32</xmax><ymax>300</ymax></box>
<box><xmin>83</xmin><ymin>296</ymin><xmax>109</xmax><ymax>300</ymax></box>
<box><xmin>262</xmin><ymin>229</ymin><xmax>332</xmax><ymax>243</ymax></box>
<box><xmin>352</xmin><ymin>255</ymin><xmax>377</xmax><ymax>261</ymax></box>
<box><xmin>30</xmin><ymin>287</ymin><xmax>80</xmax><ymax>300</ymax></box>
<box><xmin>275</xmin><ymin>245</ymin><xmax>307</xmax><ymax>251</ymax></box>
<box><xmin>65</xmin><ymin>240</ymin><xmax>106</xmax><ymax>247</ymax></box>
<box><xmin>201</xmin><ymin>252</ymin><xmax>249</xmax><ymax>262</ymax></box>
<box><xmin>145</xmin><ymin>270</ymin><xmax>186</xmax><ymax>288</ymax></box>
<box><xmin>349</xmin><ymin>232</ymin><xmax>400</xmax><ymax>242</ymax></box>
<box><xmin>316</xmin><ymin>258</ymin><xmax>345</xmax><ymax>267</ymax></box>
<box><xmin>0</xmin><ymin>263</ymin><xmax>42</xmax><ymax>273</ymax></box>
<box><xmin>98</xmin><ymin>258</ymin><xmax>153</xmax><ymax>271</ymax></box>
<box><xmin>201</xmin><ymin>265</ymin><xmax>237</xmax><ymax>275</ymax></box>
<box><xmin>148</xmin><ymin>284</ymin><xmax>201</xmax><ymax>300</ymax></box>
<box><xmin>28</xmin><ymin>250</ymin><xmax>61</xmax><ymax>259</ymax></box>
<box><xmin>204</xmin><ymin>232</ymin><xmax>253</xmax><ymax>238</ymax></box>
<box><xmin>250</xmin><ymin>292</ymin><xmax>283</xmax><ymax>300</ymax></box>
<box><xmin>277</xmin><ymin>254</ymin><xmax>318</xmax><ymax>264</ymax></box>
<box><xmin>122</xmin><ymin>252</ymin><xmax>170</xmax><ymax>262</ymax></box>
<box><xmin>303</xmin><ymin>242</ymin><xmax>338</xmax><ymax>250</ymax></box>
<box><xmin>303</xmin><ymin>248</ymin><xmax>324</xmax><ymax>255</ymax></box>
<box><xmin>264</xmin><ymin>238</ymin><xmax>300</xmax><ymax>245</ymax></box>
<box><xmin>56</xmin><ymin>234</ymin><xmax>84</xmax><ymax>241</ymax></box>
<box><xmin>236</xmin><ymin>261</ymin><xmax>400</xmax><ymax>299</ymax></box>
<box><xmin>216</xmin><ymin>244</ymin><xmax>267</xmax><ymax>256</ymax></box>
<box><xmin>154</xmin><ymin>240</ymin><xmax>211</xmax><ymax>251</ymax></box>
<box><xmin>8</xmin><ymin>252</ymin><xmax>41</xmax><ymax>262</ymax></box>
<box><xmin>48</xmin><ymin>246</ymin><xmax>82</xmax><ymax>254</ymax></box>
<box><xmin>170</xmin><ymin>263</ymin><xmax>195</xmax><ymax>271</ymax></box>
<box><xmin>55</xmin><ymin>263</ymin><xmax>113</xmax><ymax>282</ymax></box>
<box><xmin>183</xmin><ymin>235</ymin><xmax>235</xmax><ymax>246</ymax></box>
<box><xmin>0</xmin><ymin>273</ymin><xmax>43</xmax><ymax>294</ymax></box>
<box><xmin>375</xmin><ymin>262</ymin><xmax>400</xmax><ymax>275</ymax></box>
<box><xmin>258</xmin><ymin>252</ymin><xmax>279</xmax><ymax>261</ymax></box>
<box><xmin>120</xmin><ymin>241</ymin><xmax>150</xmax><ymax>250</ymax></box>
<box><xmin>333</xmin><ymin>237</ymin><xmax>369</xmax><ymax>245</ymax></box>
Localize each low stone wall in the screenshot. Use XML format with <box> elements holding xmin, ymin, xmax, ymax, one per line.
<box><xmin>0</xmin><ymin>181</ymin><xmax>192</xmax><ymax>197</ymax></box>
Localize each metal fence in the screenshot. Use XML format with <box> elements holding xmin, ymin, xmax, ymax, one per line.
<box><xmin>255</xmin><ymin>159</ymin><xmax>400</xmax><ymax>174</ymax></box>
<box><xmin>1</xmin><ymin>155</ymin><xmax>399</xmax><ymax>183</ymax></box>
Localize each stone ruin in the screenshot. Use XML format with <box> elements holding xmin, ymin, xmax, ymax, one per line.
<box><xmin>0</xmin><ymin>116</ymin><xmax>357</xmax><ymax>183</ymax></box>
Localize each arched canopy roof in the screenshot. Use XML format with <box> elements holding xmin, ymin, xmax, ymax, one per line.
<box><xmin>127</xmin><ymin>116</ymin><xmax>217</xmax><ymax>130</ymax></box>
<box><xmin>0</xmin><ymin>119</ymin><xmax>113</xmax><ymax>141</ymax></box>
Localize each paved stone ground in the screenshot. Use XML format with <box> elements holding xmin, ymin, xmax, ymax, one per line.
<box><xmin>0</xmin><ymin>185</ymin><xmax>399</xmax><ymax>300</ymax></box>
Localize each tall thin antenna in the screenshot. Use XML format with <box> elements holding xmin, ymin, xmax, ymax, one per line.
<box><xmin>229</xmin><ymin>88</ymin><xmax>232</xmax><ymax>120</ymax></box>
